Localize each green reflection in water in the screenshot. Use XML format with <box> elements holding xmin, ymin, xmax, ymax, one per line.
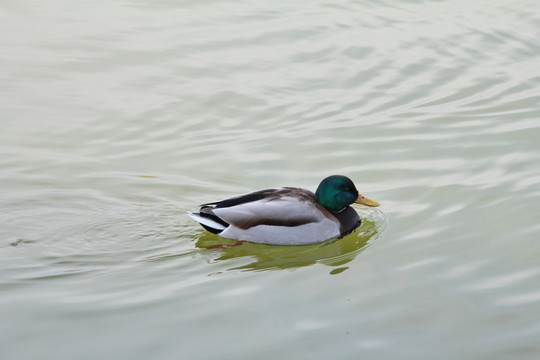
<box><xmin>194</xmin><ymin>218</ymin><xmax>383</xmax><ymax>273</ymax></box>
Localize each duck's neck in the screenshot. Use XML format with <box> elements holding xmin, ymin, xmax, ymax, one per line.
<box><xmin>332</xmin><ymin>206</ymin><xmax>361</xmax><ymax>236</ymax></box>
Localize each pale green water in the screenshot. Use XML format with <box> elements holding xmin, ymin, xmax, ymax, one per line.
<box><xmin>2</xmin><ymin>0</ymin><xmax>540</xmax><ymax>359</ymax></box>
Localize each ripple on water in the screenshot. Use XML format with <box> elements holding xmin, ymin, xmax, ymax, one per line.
<box><xmin>1</xmin><ymin>1</ymin><xmax>540</xmax><ymax>359</ymax></box>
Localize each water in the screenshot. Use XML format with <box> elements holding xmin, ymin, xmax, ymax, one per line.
<box><xmin>2</xmin><ymin>0</ymin><xmax>540</xmax><ymax>359</ymax></box>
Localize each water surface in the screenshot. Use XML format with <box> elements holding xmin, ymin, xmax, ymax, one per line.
<box><xmin>2</xmin><ymin>1</ymin><xmax>540</xmax><ymax>359</ymax></box>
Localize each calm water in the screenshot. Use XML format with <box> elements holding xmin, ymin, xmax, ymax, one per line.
<box><xmin>2</xmin><ymin>0</ymin><xmax>540</xmax><ymax>359</ymax></box>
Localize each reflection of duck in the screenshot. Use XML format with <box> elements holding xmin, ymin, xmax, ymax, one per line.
<box><xmin>195</xmin><ymin>217</ymin><xmax>382</xmax><ymax>272</ymax></box>
<box><xmin>189</xmin><ymin>175</ymin><xmax>379</xmax><ymax>245</ymax></box>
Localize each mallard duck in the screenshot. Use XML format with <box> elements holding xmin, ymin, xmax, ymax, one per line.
<box><xmin>189</xmin><ymin>175</ymin><xmax>379</xmax><ymax>245</ymax></box>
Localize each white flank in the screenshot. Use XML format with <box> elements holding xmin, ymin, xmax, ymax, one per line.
<box><xmin>210</xmin><ymin>197</ymin><xmax>342</xmax><ymax>245</ymax></box>
<box><xmin>220</xmin><ymin>221</ymin><xmax>340</xmax><ymax>245</ymax></box>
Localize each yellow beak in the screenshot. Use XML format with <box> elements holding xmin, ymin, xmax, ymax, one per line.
<box><xmin>355</xmin><ymin>193</ymin><xmax>380</xmax><ymax>207</ymax></box>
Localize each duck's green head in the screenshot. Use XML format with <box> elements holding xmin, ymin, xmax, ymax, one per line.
<box><xmin>315</xmin><ymin>175</ymin><xmax>379</xmax><ymax>212</ymax></box>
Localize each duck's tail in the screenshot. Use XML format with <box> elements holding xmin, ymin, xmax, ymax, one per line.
<box><xmin>188</xmin><ymin>211</ymin><xmax>228</xmax><ymax>234</ymax></box>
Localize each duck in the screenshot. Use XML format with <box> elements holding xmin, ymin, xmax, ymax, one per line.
<box><xmin>188</xmin><ymin>175</ymin><xmax>379</xmax><ymax>246</ymax></box>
